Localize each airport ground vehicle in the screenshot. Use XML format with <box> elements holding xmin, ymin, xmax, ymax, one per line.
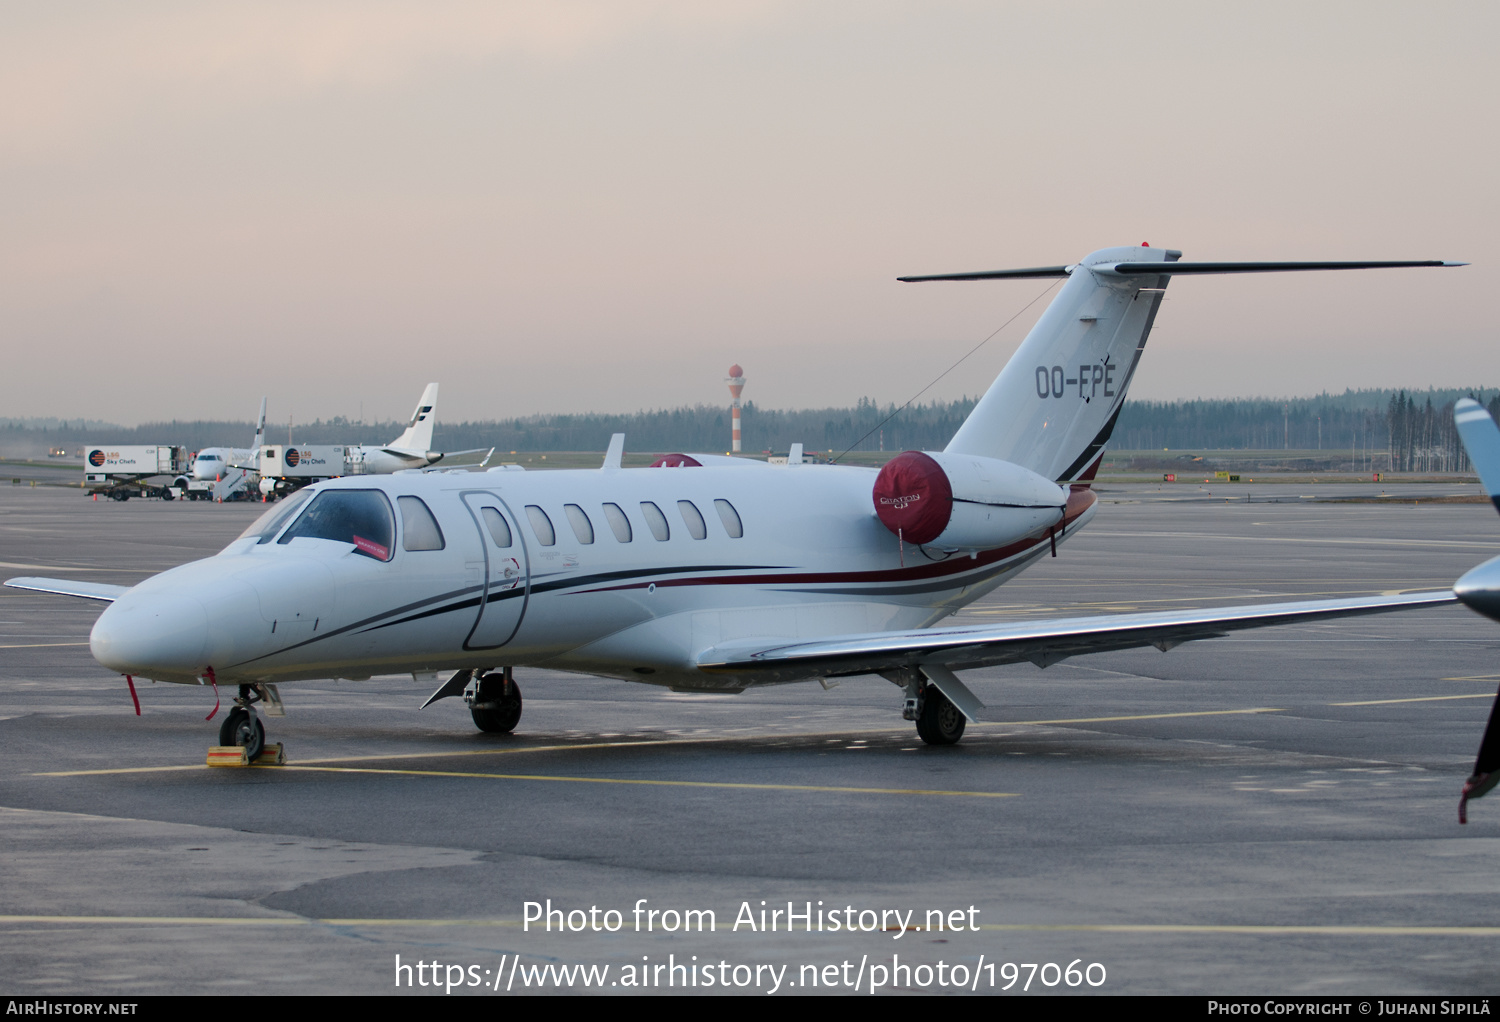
<box><xmin>84</xmin><ymin>445</ymin><xmax>189</xmax><ymax>500</ymax></box>
<box><xmin>11</xmin><ymin>246</ymin><xmax>1465</xmax><ymax>760</ymax></box>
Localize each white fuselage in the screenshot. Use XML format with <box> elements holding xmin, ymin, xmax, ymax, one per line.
<box><xmin>347</xmin><ymin>445</ymin><xmax>439</xmax><ymax>474</ymax></box>
<box><xmin>191</xmin><ymin>447</ymin><xmax>252</xmax><ymax>481</ymax></box>
<box><xmin>89</xmin><ymin>463</ymin><xmax>1091</xmax><ymax>691</ymax></box>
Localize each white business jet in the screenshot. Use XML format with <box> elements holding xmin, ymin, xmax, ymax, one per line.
<box><xmin>6</xmin><ymin>246</ymin><xmax>1466</xmax><ymax>760</ymax></box>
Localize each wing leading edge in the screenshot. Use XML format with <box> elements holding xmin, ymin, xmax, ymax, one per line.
<box><xmin>697</xmin><ymin>591</ymin><xmax>1456</xmax><ymax>682</ymax></box>
<box><xmin>4</xmin><ymin>577</ymin><xmax>129</xmax><ymax>602</ymax></box>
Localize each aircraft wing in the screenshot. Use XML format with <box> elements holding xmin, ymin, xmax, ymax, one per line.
<box><xmin>4</xmin><ymin>577</ymin><xmax>129</xmax><ymax>602</ymax></box>
<box><xmin>697</xmin><ymin>591</ymin><xmax>1456</xmax><ymax>682</ymax></box>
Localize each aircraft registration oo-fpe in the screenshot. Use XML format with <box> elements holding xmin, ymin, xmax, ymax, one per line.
<box><xmin>5</xmin><ymin>246</ymin><xmax>1469</xmax><ymax>760</ymax></box>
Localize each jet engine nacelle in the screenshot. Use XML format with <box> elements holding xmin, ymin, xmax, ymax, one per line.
<box><xmin>872</xmin><ymin>450</ymin><xmax>1067</xmax><ymax>550</ymax></box>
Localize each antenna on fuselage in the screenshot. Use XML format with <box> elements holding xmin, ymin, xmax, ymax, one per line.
<box><xmin>603</xmin><ymin>434</ymin><xmax>625</xmax><ymax>471</ymax></box>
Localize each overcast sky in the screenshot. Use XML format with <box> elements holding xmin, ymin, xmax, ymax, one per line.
<box><xmin>0</xmin><ymin>1</ymin><xmax>1492</xmax><ymax>426</ymax></box>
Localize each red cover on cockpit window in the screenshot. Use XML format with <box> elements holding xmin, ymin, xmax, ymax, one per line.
<box><xmin>872</xmin><ymin>451</ymin><xmax>952</xmax><ymax>545</ymax></box>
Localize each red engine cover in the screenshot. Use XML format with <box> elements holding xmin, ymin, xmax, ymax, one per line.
<box><xmin>872</xmin><ymin>451</ymin><xmax>952</xmax><ymax>545</ymax></box>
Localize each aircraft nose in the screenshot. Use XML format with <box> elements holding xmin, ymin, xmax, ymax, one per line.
<box><xmin>1455</xmin><ymin>555</ymin><xmax>1500</xmax><ymax>624</ymax></box>
<box><xmin>91</xmin><ymin>593</ymin><xmax>210</xmax><ymax>677</ymax></box>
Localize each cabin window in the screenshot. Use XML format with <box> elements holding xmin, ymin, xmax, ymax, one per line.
<box><xmin>714</xmin><ymin>498</ymin><xmax>744</xmax><ymax>539</ymax></box>
<box><xmin>677</xmin><ymin>500</ymin><xmax>707</xmax><ymax>540</ymax></box>
<box><xmin>239</xmin><ymin>487</ymin><xmax>314</xmax><ymax>544</ymax></box>
<box><xmin>480</xmin><ymin>507</ymin><xmax>512</xmax><ymax>548</ymax></box>
<box><xmin>398</xmin><ymin>496</ymin><xmax>445</xmax><ymax>551</ymax></box>
<box><xmin>640</xmin><ymin>501</ymin><xmax>670</xmax><ymax>542</ymax></box>
<box><xmin>564</xmin><ymin>504</ymin><xmax>595</xmax><ymax>544</ymax></box>
<box><xmin>602</xmin><ymin>502</ymin><xmax>632</xmax><ymax>542</ymax></box>
<box><xmin>278</xmin><ymin>489</ymin><xmax>395</xmax><ymax>561</ymax></box>
<box><xmin>525</xmin><ymin>505</ymin><xmax>556</xmax><ymax>546</ymax></box>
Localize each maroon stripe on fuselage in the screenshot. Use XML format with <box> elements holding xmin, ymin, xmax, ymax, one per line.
<box><xmin>577</xmin><ymin>488</ymin><xmax>1096</xmax><ymax>594</ymax></box>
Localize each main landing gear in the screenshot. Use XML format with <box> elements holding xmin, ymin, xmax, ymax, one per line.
<box><xmin>888</xmin><ymin>668</ymin><xmax>967</xmax><ymax>746</ymax></box>
<box><xmin>468</xmin><ymin>667</ymin><xmax>522</xmax><ymax>734</ymax></box>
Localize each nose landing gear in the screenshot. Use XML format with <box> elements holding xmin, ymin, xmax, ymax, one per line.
<box><xmin>467</xmin><ymin>668</ymin><xmax>522</xmax><ymax>734</ymax></box>
<box><xmin>218</xmin><ymin>705</ymin><xmax>265</xmax><ymax>761</ymax></box>
<box><xmin>216</xmin><ymin>684</ymin><xmax>282</xmax><ymax>762</ymax></box>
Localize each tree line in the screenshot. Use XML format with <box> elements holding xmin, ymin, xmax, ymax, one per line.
<box><xmin>8</xmin><ymin>388</ymin><xmax>1497</xmax><ymax>466</ymax></box>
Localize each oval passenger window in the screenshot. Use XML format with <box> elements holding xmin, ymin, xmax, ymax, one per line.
<box><xmin>602</xmin><ymin>503</ymin><xmax>632</xmax><ymax>543</ymax></box>
<box><xmin>640</xmin><ymin>502</ymin><xmax>670</xmax><ymax>542</ymax></box>
<box><xmin>481</xmin><ymin>507</ymin><xmax>512</xmax><ymax>547</ymax></box>
<box><xmin>678</xmin><ymin>500</ymin><xmax>707</xmax><ymax>540</ymax></box>
<box><xmin>714</xmin><ymin>499</ymin><xmax>743</xmax><ymax>539</ymax></box>
<box><xmin>565</xmin><ymin>504</ymin><xmax>595</xmax><ymax>544</ymax></box>
<box><xmin>526</xmin><ymin>505</ymin><xmax>556</xmax><ymax>546</ymax></box>
<box><xmin>398</xmin><ymin>496</ymin><xmax>445</xmax><ymax>551</ymax></box>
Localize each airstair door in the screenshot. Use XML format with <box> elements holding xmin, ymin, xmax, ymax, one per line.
<box><xmin>460</xmin><ymin>491</ymin><xmax>529</xmax><ymax>650</ymax></box>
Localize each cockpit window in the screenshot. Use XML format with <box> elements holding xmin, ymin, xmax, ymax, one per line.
<box><xmin>277</xmin><ymin>489</ymin><xmax>395</xmax><ymax>560</ymax></box>
<box><xmin>197</xmin><ymin>453</ymin><xmax>221</xmax><ymax>462</ymax></box>
<box><xmin>237</xmin><ymin>488</ymin><xmax>314</xmax><ymax>543</ymax></box>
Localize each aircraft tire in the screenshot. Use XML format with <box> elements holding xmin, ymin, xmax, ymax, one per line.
<box><xmin>218</xmin><ymin>707</ymin><xmax>266</xmax><ymax>761</ymax></box>
<box><xmin>915</xmin><ymin>686</ymin><xmax>966</xmax><ymax>746</ymax></box>
<box><xmin>470</xmin><ymin>675</ymin><xmax>522</xmax><ymax>734</ymax></box>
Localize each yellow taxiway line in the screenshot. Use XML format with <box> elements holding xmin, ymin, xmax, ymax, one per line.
<box><xmin>981</xmin><ymin>707</ymin><xmax>1285</xmax><ymax>726</ymax></box>
<box><xmin>277</xmin><ymin>764</ymin><xmax>1018</xmax><ymax>798</ymax></box>
<box><xmin>31</xmin><ymin>702</ymin><xmax>1487</xmax><ymax>782</ymax></box>
<box><xmin>1331</xmin><ymin>694</ymin><xmax>1497</xmax><ymax>706</ymax></box>
<box><xmin>37</xmin><ymin>709</ymin><xmax>1295</xmax><ymax>778</ymax></box>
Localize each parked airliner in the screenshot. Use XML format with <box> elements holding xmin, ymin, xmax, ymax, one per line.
<box><xmin>187</xmin><ymin>398</ymin><xmax>267</xmax><ymax>484</ymax></box>
<box><xmin>6</xmin><ymin>246</ymin><xmax>1465</xmax><ymax>760</ymax></box>
<box><xmin>344</xmin><ymin>383</ymin><xmax>449</xmax><ymax>474</ymax></box>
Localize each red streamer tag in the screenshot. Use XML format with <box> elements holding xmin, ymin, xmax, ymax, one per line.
<box><xmin>352</xmin><ymin>535</ymin><xmax>389</xmax><ymax>560</ymax></box>
<box><xmin>125</xmin><ymin>675</ymin><xmax>140</xmax><ymax>716</ymax></box>
<box><xmin>203</xmin><ymin>665</ymin><xmax>219</xmax><ymax>721</ymax></box>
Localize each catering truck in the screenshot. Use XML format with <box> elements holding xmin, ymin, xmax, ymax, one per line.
<box><xmin>84</xmin><ymin>445</ymin><xmax>189</xmax><ymax>500</ymax></box>
<box><xmin>256</xmin><ymin>444</ymin><xmax>347</xmax><ymax>498</ymax></box>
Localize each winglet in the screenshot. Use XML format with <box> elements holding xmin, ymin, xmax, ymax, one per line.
<box><xmin>603</xmin><ymin>433</ymin><xmax>625</xmax><ymax>471</ymax></box>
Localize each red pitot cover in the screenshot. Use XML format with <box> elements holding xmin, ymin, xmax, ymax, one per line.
<box><xmin>872</xmin><ymin>451</ymin><xmax>952</xmax><ymax>545</ymax></box>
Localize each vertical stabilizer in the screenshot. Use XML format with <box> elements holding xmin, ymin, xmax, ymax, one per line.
<box><xmin>942</xmin><ymin>246</ymin><xmax>1177</xmax><ymax>482</ymax></box>
<box><xmin>390</xmin><ymin>383</ymin><xmax>439</xmax><ymax>452</ymax></box>
<box><xmin>250</xmin><ymin>397</ymin><xmax>267</xmax><ymax>471</ymax></box>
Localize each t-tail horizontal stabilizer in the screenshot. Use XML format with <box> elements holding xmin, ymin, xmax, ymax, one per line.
<box><xmin>899</xmin><ymin>260</ymin><xmax>1465</xmax><ymax>282</ymax></box>
<box><xmin>902</xmin><ymin>248</ymin><xmax>1466</xmax><ymax>487</ymax></box>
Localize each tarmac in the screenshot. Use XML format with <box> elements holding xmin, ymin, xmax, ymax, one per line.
<box><xmin>3</xmin><ymin>478</ymin><xmax>1500</xmax><ymax>995</ymax></box>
